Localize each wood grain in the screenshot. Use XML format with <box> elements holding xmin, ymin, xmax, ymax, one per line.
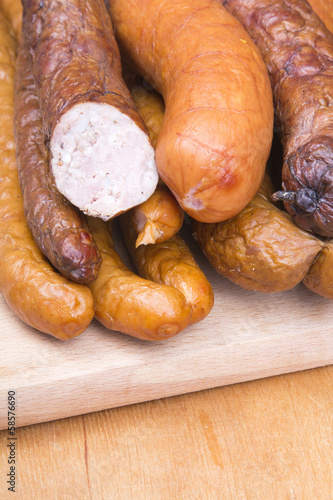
<box><xmin>0</xmin><ymin>366</ymin><xmax>332</xmax><ymax>499</ymax></box>
<box><xmin>0</xmin><ymin>225</ymin><xmax>333</xmax><ymax>429</ymax></box>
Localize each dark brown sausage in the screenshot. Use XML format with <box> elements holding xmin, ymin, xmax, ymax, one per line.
<box><xmin>224</xmin><ymin>0</ymin><xmax>333</xmax><ymax>237</ymax></box>
<box><xmin>13</xmin><ymin>38</ymin><xmax>102</xmax><ymax>284</ymax></box>
<box><xmin>0</xmin><ymin>11</ymin><xmax>94</xmax><ymax>339</ymax></box>
<box><xmin>21</xmin><ymin>0</ymin><xmax>158</xmax><ymax>220</ymax></box>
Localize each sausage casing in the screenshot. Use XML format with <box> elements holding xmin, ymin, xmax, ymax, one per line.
<box><xmin>14</xmin><ymin>38</ymin><xmax>102</xmax><ymax>284</ymax></box>
<box><xmin>87</xmin><ymin>218</ymin><xmax>192</xmax><ymax>341</ymax></box>
<box><xmin>225</xmin><ymin>0</ymin><xmax>333</xmax><ymax>236</ymax></box>
<box><xmin>0</xmin><ymin>12</ymin><xmax>94</xmax><ymax>339</ymax></box>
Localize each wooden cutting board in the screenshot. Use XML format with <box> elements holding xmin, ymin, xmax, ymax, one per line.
<box><xmin>0</xmin><ymin>227</ymin><xmax>333</xmax><ymax>430</ymax></box>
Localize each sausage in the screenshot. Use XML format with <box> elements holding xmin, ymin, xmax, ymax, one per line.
<box><xmin>128</xmin><ymin>81</ymin><xmax>165</xmax><ymax>149</ymax></box>
<box><xmin>21</xmin><ymin>0</ymin><xmax>158</xmax><ymax>220</ymax></box>
<box><xmin>0</xmin><ymin>12</ymin><xmax>94</xmax><ymax>339</ymax></box>
<box><xmin>303</xmin><ymin>241</ymin><xmax>333</xmax><ymax>299</ymax></box>
<box><xmin>107</xmin><ymin>0</ymin><xmax>274</xmax><ymax>223</ymax></box>
<box><xmin>87</xmin><ymin>217</ymin><xmax>192</xmax><ymax>341</ymax></box>
<box><xmin>14</xmin><ymin>38</ymin><xmax>102</xmax><ymax>284</ymax></box>
<box><xmin>120</xmin><ymin>212</ymin><xmax>214</xmax><ymax>324</ymax></box>
<box><xmin>129</xmin><ymin>184</ymin><xmax>184</xmax><ymax>247</ymax></box>
<box><xmin>192</xmin><ymin>173</ymin><xmax>324</xmax><ymax>293</ymax></box>
<box><xmin>224</xmin><ymin>0</ymin><xmax>333</xmax><ymax>237</ymax></box>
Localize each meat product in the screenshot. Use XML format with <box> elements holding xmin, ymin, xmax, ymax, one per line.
<box><xmin>107</xmin><ymin>0</ymin><xmax>274</xmax><ymax>223</ymax></box>
<box><xmin>21</xmin><ymin>0</ymin><xmax>158</xmax><ymax>220</ymax></box>
<box><xmin>120</xmin><ymin>212</ymin><xmax>214</xmax><ymax>324</ymax></box>
<box><xmin>14</xmin><ymin>38</ymin><xmax>102</xmax><ymax>283</ymax></box>
<box><xmin>0</xmin><ymin>12</ymin><xmax>94</xmax><ymax>339</ymax></box>
<box><xmin>192</xmin><ymin>174</ymin><xmax>323</xmax><ymax>293</ymax></box>
<box><xmin>87</xmin><ymin>217</ymin><xmax>192</xmax><ymax>340</ymax></box>
<box><xmin>224</xmin><ymin>0</ymin><xmax>333</xmax><ymax>236</ymax></box>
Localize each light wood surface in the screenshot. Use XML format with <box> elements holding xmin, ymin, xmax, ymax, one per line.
<box><xmin>0</xmin><ymin>365</ymin><xmax>332</xmax><ymax>499</ymax></box>
<box><xmin>1</xmin><ymin>224</ymin><xmax>333</xmax><ymax>429</ymax></box>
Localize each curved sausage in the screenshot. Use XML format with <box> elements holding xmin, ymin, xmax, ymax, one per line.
<box><xmin>21</xmin><ymin>0</ymin><xmax>158</xmax><ymax>220</ymax></box>
<box><xmin>224</xmin><ymin>0</ymin><xmax>333</xmax><ymax>237</ymax></box>
<box><xmin>107</xmin><ymin>0</ymin><xmax>274</xmax><ymax>223</ymax></box>
<box><xmin>0</xmin><ymin>12</ymin><xmax>94</xmax><ymax>339</ymax></box>
<box><xmin>120</xmin><ymin>213</ymin><xmax>214</xmax><ymax>324</ymax></box>
<box><xmin>14</xmin><ymin>38</ymin><xmax>102</xmax><ymax>284</ymax></box>
<box><xmin>87</xmin><ymin>217</ymin><xmax>192</xmax><ymax>341</ymax></box>
<box><xmin>192</xmin><ymin>174</ymin><xmax>323</xmax><ymax>293</ymax></box>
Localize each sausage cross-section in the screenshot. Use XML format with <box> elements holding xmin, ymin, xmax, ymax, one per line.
<box><xmin>21</xmin><ymin>0</ymin><xmax>158</xmax><ymax>220</ymax></box>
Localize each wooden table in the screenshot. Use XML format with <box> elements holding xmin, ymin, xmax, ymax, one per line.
<box><xmin>0</xmin><ymin>364</ymin><xmax>332</xmax><ymax>499</ymax></box>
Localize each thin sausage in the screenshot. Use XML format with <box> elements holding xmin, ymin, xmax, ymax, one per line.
<box><xmin>0</xmin><ymin>12</ymin><xmax>94</xmax><ymax>339</ymax></box>
<box><xmin>87</xmin><ymin>217</ymin><xmax>192</xmax><ymax>341</ymax></box>
<box><xmin>120</xmin><ymin>212</ymin><xmax>214</xmax><ymax>324</ymax></box>
<box><xmin>14</xmin><ymin>38</ymin><xmax>102</xmax><ymax>283</ymax></box>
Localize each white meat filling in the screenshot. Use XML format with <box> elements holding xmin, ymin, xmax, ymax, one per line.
<box><xmin>50</xmin><ymin>103</ymin><xmax>158</xmax><ymax>220</ymax></box>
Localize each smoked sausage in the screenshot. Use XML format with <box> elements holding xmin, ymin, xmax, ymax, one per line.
<box><xmin>14</xmin><ymin>38</ymin><xmax>102</xmax><ymax>284</ymax></box>
<box><xmin>224</xmin><ymin>0</ymin><xmax>333</xmax><ymax>237</ymax></box>
<box><xmin>87</xmin><ymin>218</ymin><xmax>192</xmax><ymax>341</ymax></box>
<box><xmin>107</xmin><ymin>0</ymin><xmax>274</xmax><ymax>223</ymax></box>
<box><xmin>0</xmin><ymin>12</ymin><xmax>94</xmax><ymax>339</ymax></box>
<box><xmin>21</xmin><ymin>0</ymin><xmax>158</xmax><ymax>220</ymax></box>
<box><xmin>120</xmin><ymin>213</ymin><xmax>214</xmax><ymax>324</ymax></box>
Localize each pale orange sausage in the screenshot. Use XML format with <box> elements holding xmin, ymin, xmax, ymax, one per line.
<box><xmin>107</xmin><ymin>0</ymin><xmax>274</xmax><ymax>223</ymax></box>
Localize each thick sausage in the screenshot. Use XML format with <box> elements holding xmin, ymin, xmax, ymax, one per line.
<box><xmin>21</xmin><ymin>0</ymin><xmax>158</xmax><ymax>220</ymax></box>
<box><xmin>120</xmin><ymin>212</ymin><xmax>214</xmax><ymax>324</ymax></box>
<box><xmin>224</xmin><ymin>0</ymin><xmax>333</xmax><ymax>237</ymax></box>
<box><xmin>14</xmin><ymin>39</ymin><xmax>102</xmax><ymax>284</ymax></box>
<box><xmin>107</xmin><ymin>0</ymin><xmax>274</xmax><ymax>223</ymax></box>
<box><xmin>0</xmin><ymin>12</ymin><xmax>94</xmax><ymax>339</ymax></box>
<box><xmin>87</xmin><ymin>217</ymin><xmax>192</xmax><ymax>341</ymax></box>
<box><xmin>192</xmin><ymin>174</ymin><xmax>323</xmax><ymax>293</ymax></box>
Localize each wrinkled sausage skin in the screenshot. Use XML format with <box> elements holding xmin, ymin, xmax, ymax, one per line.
<box><xmin>224</xmin><ymin>0</ymin><xmax>333</xmax><ymax>236</ymax></box>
